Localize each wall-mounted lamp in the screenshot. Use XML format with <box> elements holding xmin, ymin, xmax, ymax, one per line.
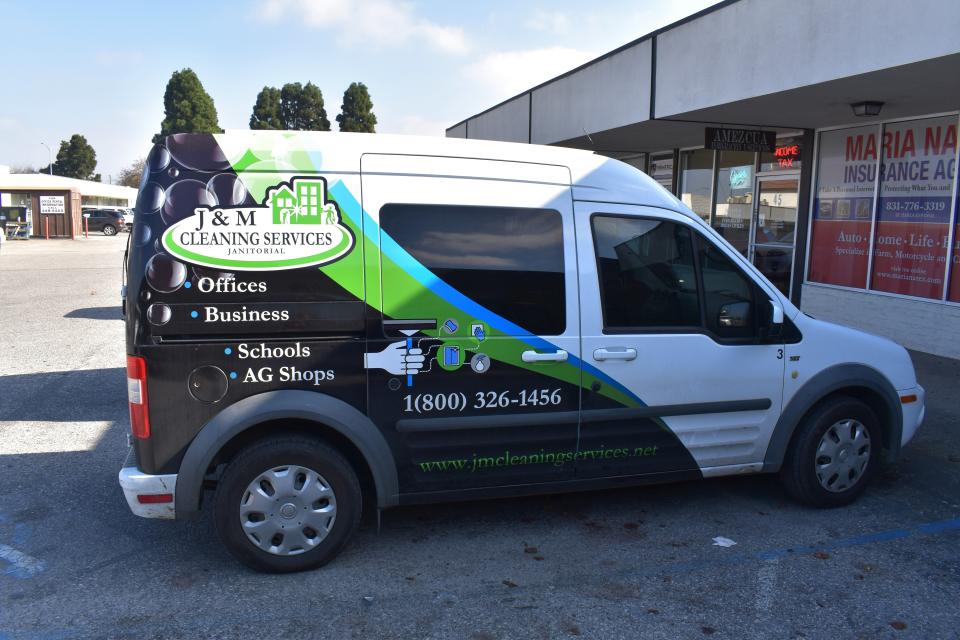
<box><xmin>851</xmin><ymin>101</ymin><xmax>884</xmax><ymax>117</ymax></box>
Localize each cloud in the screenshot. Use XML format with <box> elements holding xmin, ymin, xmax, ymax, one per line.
<box><xmin>379</xmin><ymin>115</ymin><xmax>449</xmax><ymax>137</ymax></box>
<box><xmin>258</xmin><ymin>0</ymin><xmax>470</xmax><ymax>55</ymax></box>
<box><xmin>465</xmin><ymin>47</ymin><xmax>596</xmax><ymax>100</ymax></box>
<box><xmin>94</xmin><ymin>50</ymin><xmax>144</xmax><ymax>66</ymax></box>
<box><xmin>524</xmin><ymin>10</ymin><xmax>571</xmax><ymax>35</ymax></box>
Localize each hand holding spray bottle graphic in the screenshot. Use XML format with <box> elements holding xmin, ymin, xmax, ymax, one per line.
<box><xmin>363</xmin><ymin>319</ymin><xmax>488</xmax><ymax>386</ymax></box>
<box><xmin>364</xmin><ymin>339</ymin><xmax>426</xmax><ymax>386</ymax></box>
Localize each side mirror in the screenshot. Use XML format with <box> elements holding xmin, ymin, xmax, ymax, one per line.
<box><xmin>718</xmin><ymin>301</ymin><xmax>751</xmax><ymax>328</ymax></box>
<box><xmin>770</xmin><ymin>300</ymin><xmax>784</xmax><ymax>325</ymax></box>
<box><xmin>765</xmin><ymin>300</ymin><xmax>784</xmax><ymax>338</ymax></box>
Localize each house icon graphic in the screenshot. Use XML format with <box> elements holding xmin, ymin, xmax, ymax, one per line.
<box><xmin>269</xmin><ymin>178</ymin><xmax>338</xmax><ymax>225</ymax></box>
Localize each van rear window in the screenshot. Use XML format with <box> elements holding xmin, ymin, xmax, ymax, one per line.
<box><xmin>380</xmin><ymin>204</ymin><xmax>565</xmax><ymax>336</ymax></box>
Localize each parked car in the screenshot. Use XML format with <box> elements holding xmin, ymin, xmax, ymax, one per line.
<box><xmin>119</xmin><ymin>132</ymin><xmax>925</xmax><ymax>573</ymax></box>
<box><xmin>81</xmin><ymin>208</ymin><xmax>125</xmax><ymax>236</ymax></box>
<box><xmin>119</xmin><ymin>208</ymin><xmax>134</xmax><ymax>230</ymax></box>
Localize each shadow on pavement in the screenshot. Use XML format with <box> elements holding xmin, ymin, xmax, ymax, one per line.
<box><xmin>0</xmin><ymin>367</ymin><xmax>125</xmax><ymax>422</ymax></box>
<box><xmin>64</xmin><ymin>306</ymin><xmax>122</xmax><ymax>320</ymax></box>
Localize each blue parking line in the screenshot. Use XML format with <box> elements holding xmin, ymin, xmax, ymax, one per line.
<box><xmin>649</xmin><ymin>516</ymin><xmax>960</xmax><ymax>577</ymax></box>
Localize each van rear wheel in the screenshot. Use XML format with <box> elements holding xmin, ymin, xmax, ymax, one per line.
<box><xmin>780</xmin><ymin>396</ymin><xmax>880</xmax><ymax>508</ymax></box>
<box><xmin>214</xmin><ymin>436</ymin><xmax>361</xmax><ymax>572</ymax></box>
<box><xmin>102</xmin><ymin>224</ymin><xmax>117</xmax><ymax>236</ymax></box>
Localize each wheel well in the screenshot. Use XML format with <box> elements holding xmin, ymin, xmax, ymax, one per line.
<box><xmin>806</xmin><ymin>386</ymin><xmax>895</xmax><ymax>451</ymax></box>
<box><xmin>204</xmin><ymin>418</ymin><xmax>377</xmax><ymax>514</ymax></box>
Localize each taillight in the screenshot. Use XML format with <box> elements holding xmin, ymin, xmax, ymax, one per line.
<box><xmin>127</xmin><ymin>355</ymin><xmax>150</xmax><ymax>439</ymax></box>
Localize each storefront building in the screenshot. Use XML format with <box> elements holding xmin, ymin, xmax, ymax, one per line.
<box><xmin>447</xmin><ymin>0</ymin><xmax>960</xmax><ymax>358</ymax></box>
<box><xmin>0</xmin><ymin>168</ymin><xmax>136</xmax><ymax>238</ymax></box>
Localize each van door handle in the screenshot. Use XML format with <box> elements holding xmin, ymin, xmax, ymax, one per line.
<box><xmin>593</xmin><ymin>347</ymin><xmax>637</xmax><ymax>362</ymax></box>
<box><xmin>521</xmin><ymin>349</ymin><xmax>568</xmax><ymax>363</ymax></box>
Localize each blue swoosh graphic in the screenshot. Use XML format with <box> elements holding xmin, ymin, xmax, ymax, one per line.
<box><xmin>329</xmin><ymin>181</ymin><xmax>644</xmax><ymax>407</ymax></box>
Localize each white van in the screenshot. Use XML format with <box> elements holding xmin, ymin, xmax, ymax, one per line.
<box><xmin>119</xmin><ymin>132</ymin><xmax>924</xmax><ymax>572</ymax></box>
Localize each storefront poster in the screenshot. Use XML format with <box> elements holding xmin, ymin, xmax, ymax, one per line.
<box><xmin>39</xmin><ymin>195</ymin><xmax>65</xmax><ymax>214</ymax></box>
<box><xmin>809</xmin><ymin>125</ymin><xmax>877</xmax><ymax>288</ymax></box>
<box><xmin>648</xmin><ymin>153</ymin><xmax>674</xmax><ymax>191</ymax></box>
<box><xmin>810</xmin><ymin>118</ymin><xmax>958</xmax><ymax>297</ymax></box>
<box><xmin>949</xmin><ymin>216</ymin><xmax>960</xmax><ymax>303</ymax></box>
<box><xmin>870</xmin><ymin>116</ymin><xmax>956</xmax><ymax>298</ymax></box>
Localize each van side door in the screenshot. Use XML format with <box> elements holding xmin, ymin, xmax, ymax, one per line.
<box><xmin>575</xmin><ymin>203</ymin><xmax>785</xmax><ymax>480</ymax></box>
<box><xmin>360</xmin><ymin>155</ymin><xmax>582</xmax><ymax>495</ymax></box>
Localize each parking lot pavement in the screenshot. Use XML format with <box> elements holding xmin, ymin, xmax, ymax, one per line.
<box><xmin>1</xmin><ymin>237</ymin><xmax>958</xmax><ymax>640</ymax></box>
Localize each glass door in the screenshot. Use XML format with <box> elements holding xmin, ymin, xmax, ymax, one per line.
<box><xmin>750</xmin><ymin>176</ymin><xmax>799</xmax><ymax>297</ymax></box>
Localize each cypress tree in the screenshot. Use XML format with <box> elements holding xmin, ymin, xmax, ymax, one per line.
<box><xmin>153</xmin><ymin>68</ymin><xmax>221</xmax><ymax>143</ymax></box>
<box><xmin>336</xmin><ymin>82</ymin><xmax>377</xmax><ymax>133</ymax></box>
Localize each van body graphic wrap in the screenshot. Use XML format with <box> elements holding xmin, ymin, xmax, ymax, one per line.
<box><xmin>126</xmin><ymin>133</ymin><xmax>700</xmax><ymax>489</ymax></box>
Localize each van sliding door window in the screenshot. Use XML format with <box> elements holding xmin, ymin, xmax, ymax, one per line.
<box><xmin>379</xmin><ymin>204</ymin><xmax>565</xmax><ymax>336</ymax></box>
<box><xmin>591</xmin><ymin>215</ymin><xmax>700</xmax><ymax>331</ymax></box>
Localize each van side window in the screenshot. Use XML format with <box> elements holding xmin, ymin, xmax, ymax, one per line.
<box><xmin>380</xmin><ymin>204</ymin><xmax>566</xmax><ymax>335</ymax></box>
<box><xmin>698</xmin><ymin>239</ymin><xmax>757</xmax><ymax>339</ymax></box>
<box><xmin>592</xmin><ymin>215</ymin><xmax>700</xmax><ymax>330</ymax></box>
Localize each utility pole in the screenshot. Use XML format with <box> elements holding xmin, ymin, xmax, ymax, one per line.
<box><xmin>40</xmin><ymin>142</ymin><xmax>52</xmax><ymax>175</ymax></box>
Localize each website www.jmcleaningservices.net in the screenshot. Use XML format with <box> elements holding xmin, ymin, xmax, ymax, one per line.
<box><xmin>418</xmin><ymin>446</ymin><xmax>659</xmax><ymax>473</ymax></box>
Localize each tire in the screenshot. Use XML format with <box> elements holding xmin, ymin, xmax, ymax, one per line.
<box><xmin>780</xmin><ymin>396</ymin><xmax>880</xmax><ymax>507</ymax></box>
<box><xmin>102</xmin><ymin>224</ymin><xmax>117</xmax><ymax>236</ymax></box>
<box><xmin>214</xmin><ymin>436</ymin><xmax>362</xmax><ymax>573</ymax></box>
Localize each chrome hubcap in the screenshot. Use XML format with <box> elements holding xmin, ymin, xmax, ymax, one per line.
<box><xmin>815</xmin><ymin>419</ymin><xmax>871</xmax><ymax>493</ymax></box>
<box><xmin>239</xmin><ymin>465</ymin><xmax>337</xmax><ymax>556</ymax></box>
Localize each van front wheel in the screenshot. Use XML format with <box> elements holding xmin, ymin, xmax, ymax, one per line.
<box><xmin>214</xmin><ymin>436</ymin><xmax>361</xmax><ymax>572</ymax></box>
<box><xmin>780</xmin><ymin>396</ymin><xmax>880</xmax><ymax>507</ymax></box>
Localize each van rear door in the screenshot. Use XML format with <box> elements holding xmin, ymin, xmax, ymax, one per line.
<box><xmin>360</xmin><ymin>155</ymin><xmax>581</xmax><ymax>495</ymax></box>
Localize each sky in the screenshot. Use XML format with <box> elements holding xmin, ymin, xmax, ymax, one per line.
<box><xmin>0</xmin><ymin>0</ymin><xmax>718</xmax><ymax>181</ymax></box>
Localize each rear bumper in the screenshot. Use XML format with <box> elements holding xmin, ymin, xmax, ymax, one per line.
<box><xmin>119</xmin><ymin>448</ymin><xmax>177</xmax><ymax>519</ymax></box>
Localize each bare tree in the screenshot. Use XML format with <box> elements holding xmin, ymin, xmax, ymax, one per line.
<box><xmin>117</xmin><ymin>158</ymin><xmax>146</xmax><ymax>188</ymax></box>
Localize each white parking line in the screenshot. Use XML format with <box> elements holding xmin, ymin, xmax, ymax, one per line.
<box><xmin>754</xmin><ymin>558</ymin><xmax>779</xmax><ymax>614</ymax></box>
<box><xmin>0</xmin><ymin>544</ymin><xmax>46</xmax><ymax>578</ymax></box>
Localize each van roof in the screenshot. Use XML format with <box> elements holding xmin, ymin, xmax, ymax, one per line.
<box><xmin>211</xmin><ymin>131</ymin><xmax>686</xmax><ymax>214</ymax></box>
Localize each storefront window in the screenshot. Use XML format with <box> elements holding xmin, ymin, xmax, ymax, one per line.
<box><xmin>81</xmin><ymin>196</ymin><xmax>128</xmax><ymax>207</ymax></box>
<box><xmin>869</xmin><ymin>115</ymin><xmax>957</xmax><ymax>299</ymax></box>
<box><xmin>712</xmin><ymin>150</ymin><xmax>754</xmax><ymax>254</ymax></box>
<box><xmin>808</xmin><ymin>115</ymin><xmax>959</xmax><ymax>301</ymax></box>
<box><xmin>618</xmin><ymin>153</ymin><xmax>646</xmax><ymax>172</ymax></box>
<box><xmin>807</xmin><ymin>125</ymin><xmax>875</xmax><ymax>288</ymax></box>
<box><xmin>950</xmin><ymin>171</ymin><xmax>960</xmax><ymax>302</ymax></box>
<box><xmin>648</xmin><ymin>152</ymin><xmax>674</xmax><ymax>193</ymax></box>
<box><xmin>760</xmin><ymin>136</ymin><xmax>803</xmax><ymax>172</ymax></box>
<box><xmin>679</xmin><ymin>149</ymin><xmax>713</xmax><ymax>222</ymax></box>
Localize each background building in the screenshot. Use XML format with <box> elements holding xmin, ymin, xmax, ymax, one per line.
<box><xmin>0</xmin><ymin>167</ymin><xmax>136</xmax><ymax>238</ymax></box>
<box><xmin>447</xmin><ymin>0</ymin><xmax>960</xmax><ymax>358</ymax></box>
